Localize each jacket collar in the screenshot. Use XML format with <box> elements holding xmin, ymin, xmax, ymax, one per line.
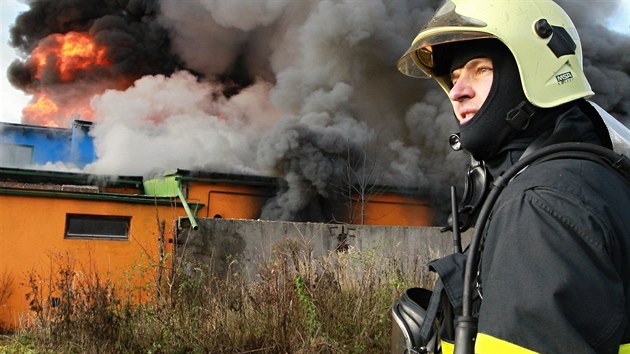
<box><xmin>484</xmin><ymin>101</ymin><xmax>606</xmax><ymax>178</ymax></box>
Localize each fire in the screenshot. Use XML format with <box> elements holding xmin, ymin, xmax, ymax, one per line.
<box><xmin>22</xmin><ymin>94</ymin><xmax>61</xmax><ymax>127</ymax></box>
<box><xmin>22</xmin><ymin>32</ymin><xmax>116</xmax><ymax>126</ymax></box>
<box><xmin>22</xmin><ymin>92</ymin><xmax>94</xmax><ymax>127</ymax></box>
<box><xmin>31</xmin><ymin>32</ymin><xmax>110</xmax><ymax>81</ymax></box>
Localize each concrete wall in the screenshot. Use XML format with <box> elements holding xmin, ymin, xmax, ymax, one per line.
<box><xmin>175</xmin><ymin>218</ymin><xmax>471</xmax><ymax>280</ymax></box>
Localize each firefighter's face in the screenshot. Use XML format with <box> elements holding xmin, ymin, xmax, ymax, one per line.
<box><xmin>448</xmin><ymin>57</ymin><xmax>494</xmax><ymax>126</ymax></box>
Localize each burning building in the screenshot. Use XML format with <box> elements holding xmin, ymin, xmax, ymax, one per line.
<box><xmin>6</xmin><ymin>0</ymin><xmax>466</xmax><ymax>222</ymax></box>
<box><xmin>6</xmin><ymin>0</ymin><xmax>629</xmax><ymax>222</ymax></box>
<box><xmin>7</xmin><ymin>0</ymin><xmax>630</xmax><ymax>221</ymax></box>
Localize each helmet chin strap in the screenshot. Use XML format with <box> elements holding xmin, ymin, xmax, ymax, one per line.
<box><xmin>506</xmin><ymin>100</ymin><xmax>539</xmax><ymax>131</ymax></box>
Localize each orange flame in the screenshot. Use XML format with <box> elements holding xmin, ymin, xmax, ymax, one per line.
<box><xmin>31</xmin><ymin>32</ymin><xmax>110</xmax><ymax>81</ymax></box>
<box><xmin>23</xmin><ymin>32</ymin><xmax>115</xmax><ymax>126</ymax></box>
<box><xmin>22</xmin><ymin>94</ymin><xmax>61</xmax><ymax>127</ymax></box>
<box><xmin>22</xmin><ymin>92</ymin><xmax>95</xmax><ymax>127</ymax></box>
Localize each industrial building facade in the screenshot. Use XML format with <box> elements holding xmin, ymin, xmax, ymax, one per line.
<box><xmin>0</xmin><ymin>122</ymin><xmax>434</xmax><ymax>329</ymax></box>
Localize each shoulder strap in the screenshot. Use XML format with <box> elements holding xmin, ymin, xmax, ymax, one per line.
<box><xmin>418</xmin><ymin>280</ymin><xmax>444</xmax><ymax>346</ymax></box>
<box><xmin>528</xmin><ymin>148</ymin><xmax>630</xmax><ymax>188</ymax></box>
<box><xmin>418</xmin><ymin>252</ymin><xmax>469</xmax><ymax>346</ymax></box>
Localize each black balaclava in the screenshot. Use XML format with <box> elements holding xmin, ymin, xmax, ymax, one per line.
<box><xmin>436</xmin><ymin>39</ymin><xmax>534</xmax><ymax>161</ymax></box>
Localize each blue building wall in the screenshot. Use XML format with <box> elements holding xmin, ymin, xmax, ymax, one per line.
<box><xmin>0</xmin><ymin>120</ymin><xmax>96</xmax><ymax>168</ymax></box>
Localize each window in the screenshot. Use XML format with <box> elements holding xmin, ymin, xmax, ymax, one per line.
<box><xmin>65</xmin><ymin>214</ymin><xmax>130</xmax><ymax>240</ymax></box>
<box><xmin>0</xmin><ymin>143</ymin><xmax>33</xmax><ymax>167</ymax></box>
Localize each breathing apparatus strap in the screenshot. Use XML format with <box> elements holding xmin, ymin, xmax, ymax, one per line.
<box><xmin>520</xmin><ymin>130</ymin><xmax>552</xmax><ymax>159</ymax></box>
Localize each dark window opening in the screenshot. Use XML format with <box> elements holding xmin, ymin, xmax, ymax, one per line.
<box><xmin>65</xmin><ymin>214</ymin><xmax>130</xmax><ymax>240</ymax></box>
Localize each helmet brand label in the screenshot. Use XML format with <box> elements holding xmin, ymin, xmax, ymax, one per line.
<box><xmin>556</xmin><ymin>72</ymin><xmax>573</xmax><ymax>85</ymax></box>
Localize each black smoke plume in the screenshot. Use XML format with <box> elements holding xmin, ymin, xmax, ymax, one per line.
<box><xmin>8</xmin><ymin>0</ymin><xmax>182</xmax><ymax>90</ymax></box>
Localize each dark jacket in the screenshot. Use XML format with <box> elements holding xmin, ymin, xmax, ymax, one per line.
<box><xmin>474</xmin><ymin>103</ymin><xmax>630</xmax><ymax>353</ymax></box>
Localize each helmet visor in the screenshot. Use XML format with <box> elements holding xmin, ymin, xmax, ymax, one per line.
<box><xmin>423</xmin><ymin>1</ymin><xmax>487</xmax><ymax>31</ymax></box>
<box><xmin>397</xmin><ymin>1</ymin><xmax>491</xmax><ymax>78</ymax></box>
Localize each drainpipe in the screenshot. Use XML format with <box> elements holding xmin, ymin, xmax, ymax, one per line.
<box><xmin>143</xmin><ymin>174</ymin><xmax>200</xmax><ymax>231</ymax></box>
<box><xmin>176</xmin><ymin>184</ymin><xmax>199</xmax><ymax>231</ymax></box>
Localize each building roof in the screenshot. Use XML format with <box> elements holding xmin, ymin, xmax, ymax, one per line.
<box><xmin>0</xmin><ymin>166</ymin><xmax>142</xmax><ymax>188</ymax></box>
<box><xmin>162</xmin><ymin>168</ymin><xmax>278</xmax><ymax>186</ymax></box>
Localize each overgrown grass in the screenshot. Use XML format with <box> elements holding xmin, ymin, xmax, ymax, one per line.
<box><xmin>1</xmin><ymin>238</ymin><xmax>436</xmax><ymax>353</ymax></box>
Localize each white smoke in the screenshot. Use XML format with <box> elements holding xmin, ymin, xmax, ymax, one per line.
<box><xmin>558</xmin><ymin>0</ymin><xmax>630</xmax><ymax>123</ymax></box>
<box><xmin>85</xmin><ymin>71</ymin><xmax>281</xmax><ymax>177</ymax></box>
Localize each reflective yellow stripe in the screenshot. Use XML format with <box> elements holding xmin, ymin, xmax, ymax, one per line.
<box><xmin>445</xmin><ymin>335</ymin><xmax>628</xmax><ymax>353</ymax></box>
<box><xmin>475</xmin><ymin>333</ymin><xmax>538</xmax><ymax>353</ymax></box>
<box><xmin>441</xmin><ymin>340</ymin><xmax>454</xmax><ymax>354</ymax></box>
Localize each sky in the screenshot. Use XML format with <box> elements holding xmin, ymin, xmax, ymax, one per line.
<box><xmin>1</xmin><ymin>0</ymin><xmax>30</xmax><ymax>123</ymax></box>
<box><xmin>1</xmin><ymin>0</ymin><xmax>629</xmax><ymax>125</ymax></box>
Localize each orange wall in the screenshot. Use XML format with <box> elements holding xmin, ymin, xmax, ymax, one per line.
<box><xmin>186</xmin><ymin>182</ymin><xmax>271</xmax><ymax>220</ymax></box>
<box><xmin>0</xmin><ymin>194</ymin><xmax>181</xmax><ymax>330</ymax></box>
<box><xmin>0</xmin><ymin>182</ymin><xmax>274</xmax><ymax>329</ymax></box>
<box><xmin>349</xmin><ymin>193</ymin><xmax>434</xmax><ymax>226</ymax></box>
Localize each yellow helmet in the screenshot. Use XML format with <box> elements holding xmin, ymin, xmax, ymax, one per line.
<box><xmin>398</xmin><ymin>0</ymin><xmax>593</xmax><ymax>108</ymax></box>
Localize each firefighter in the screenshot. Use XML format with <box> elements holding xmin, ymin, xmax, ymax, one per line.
<box><xmin>396</xmin><ymin>0</ymin><xmax>630</xmax><ymax>352</ymax></box>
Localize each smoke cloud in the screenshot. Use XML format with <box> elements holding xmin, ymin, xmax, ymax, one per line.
<box><xmin>86</xmin><ymin>71</ymin><xmax>279</xmax><ymax>177</ymax></box>
<box><xmin>6</xmin><ymin>0</ymin><xmax>630</xmax><ymax>223</ymax></box>
<box><xmin>557</xmin><ymin>0</ymin><xmax>630</xmax><ymax>123</ymax></box>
